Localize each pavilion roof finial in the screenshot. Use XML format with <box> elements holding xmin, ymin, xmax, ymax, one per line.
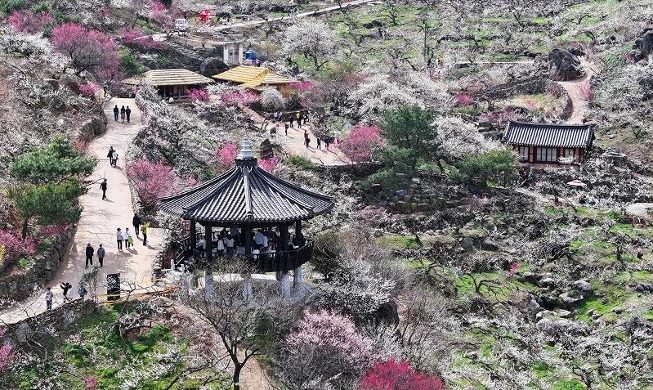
<box><xmin>236</xmin><ymin>138</ymin><xmax>255</xmax><ymax>160</ymax></box>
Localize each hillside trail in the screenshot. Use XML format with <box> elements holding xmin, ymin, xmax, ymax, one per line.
<box><xmin>0</xmin><ymin>98</ymin><xmax>163</xmax><ymax>324</ymax></box>
<box><xmin>241</xmin><ymin>105</ymin><xmax>349</xmax><ymax>165</ymax></box>
<box><xmin>557</xmin><ymin>58</ymin><xmax>597</xmax><ymax>124</ymax></box>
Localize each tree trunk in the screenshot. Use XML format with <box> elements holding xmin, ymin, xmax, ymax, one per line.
<box><xmin>21</xmin><ymin>218</ymin><xmax>29</xmax><ymax>239</ymax></box>
<box><xmin>233</xmin><ymin>363</ymin><xmax>243</xmax><ymax>390</ymax></box>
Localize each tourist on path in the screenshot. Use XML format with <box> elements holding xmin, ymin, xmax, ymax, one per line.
<box><xmin>60</xmin><ymin>282</ymin><xmax>72</xmax><ymax>302</ymax></box>
<box><xmin>45</xmin><ymin>287</ymin><xmax>53</xmax><ymax>310</ymax></box>
<box><xmin>107</xmin><ymin>146</ymin><xmax>115</xmax><ymax>165</ymax></box>
<box><xmin>100</xmin><ymin>178</ymin><xmax>107</xmax><ymax>200</ymax></box>
<box><xmin>141</xmin><ymin>222</ymin><xmax>149</xmax><ymax>246</ymax></box>
<box><xmin>85</xmin><ymin>243</ymin><xmax>94</xmax><ymax>268</ymax></box>
<box><xmin>124</xmin><ymin>228</ymin><xmax>133</xmax><ymax>249</ymax></box>
<box><xmin>116</xmin><ymin>228</ymin><xmax>123</xmax><ymax>250</ymax></box>
<box><xmin>120</xmin><ymin>106</ymin><xmax>126</xmax><ymax>123</ymax></box>
<box><xmin>78</xmin><ymin>284</ymin><xmax>87</xmax><ymax>300</ymax></box>
<box><xmin>316</xmin><ymin>137</ymin><xmax>321</xmax><ymax>150</ymax></box>
<box><xmin>289</xmin><ymin>115</ymin><xmax>294</xmax><ymax>128</ymax></box>
<box><xmin>284</xmin><ymin>123</ymin><xmax>289</xmax><ymax>136</ymax></box>
<box><xmin>97</xmin><ymin>244</ymin><xmax>105</xmax><ymax>267</ymax></box>
<box><xmin>113</xmin><ymin>105</ymin><xmax>119</xmax><ymax>122</ymax></box>
<box><xmin>296</xmin><ymin>112</ymin><xmax>301</xmax><ymax>127</ymax></box>
<box><xmin>111</xmin><ymin>150</ymin><xmax>119</xmax><ymax>167</ymax></box>
<box><xmin>125</xmin><ymin>106</ymin><xmax>132</xmax><ymax>123</ymax></box>
<box><xmin>132</xmin><ymin>213</ymin><xmax>141</xmax><ymax>237</ymax></box>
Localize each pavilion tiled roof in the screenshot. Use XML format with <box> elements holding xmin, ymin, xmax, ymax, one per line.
<box><xmin>158</xmin><ymin>146</ymin><xmax>333</xmax><ymax>225</ymax></box>
<box><xmin>502</xmin><ymin>121</ymin><xmax>595</xmax><ymax>149</ymax></box>
<box><xmin>122</xmin><ymin>69</ymin><xmax>214</xmax><ymax>86</ymax></box>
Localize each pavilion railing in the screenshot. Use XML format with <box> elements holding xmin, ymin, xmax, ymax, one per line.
<box><xmin>172</xmin><ymin>234</ymin><xmax>314</xmax><ymax>273</ymax></box>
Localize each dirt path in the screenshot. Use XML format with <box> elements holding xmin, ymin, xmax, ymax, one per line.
<box><xmin>0</xmin><ymin>98</ymin><xmax>163</xmax><ymax>324</ymax></box>
<box><xmin>268</xmin><ymin>121</ymin><xmax>349</xmax><ymax>165</ymax></box>
<box><xmin>557</xmin><ymin>58</ymin><xmax>597</xmax><ymax>124</ymax></box>
<box><xmin>242</xmin><ymin>105</ymin><xmax>348</xmax><ymax>166</ymax></box>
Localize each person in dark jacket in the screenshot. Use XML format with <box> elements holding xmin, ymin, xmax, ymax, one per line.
<box><xmin>113</xmin><ymin>105</ymin><xmax>119</xmax><ymax>121</ymax></box>
<box><xmin>132</xmin><ymin>213</ymin><xmax>141</xmax><ymax>237</ymax></box>
<box><xmin>97</xmin><ymin>244</ymin><xmax>105</xmax><ymax>267</ymax></box>
<box><xmin>85</xmin><ymin>243</ymin><xmax>94</xmax><ymax>268</ymax></box>
<box><xmin>100</xmin><ymin>178</ymin><xmax>107</xmax><ymax>200</ymax></box>
<box><xmin>120</xmin><ymin>106</ymin><xmax>126</xmax><ymax>123</ymax></box>
<box><xmin>125</xmin><ymin>106</ymin><xmax>132</xmax><ymax>123</ymax></box>
<box><xmin>60</xmin><ymin>282</ymin><xmax>72</xmax><ymax>302</ymax></box>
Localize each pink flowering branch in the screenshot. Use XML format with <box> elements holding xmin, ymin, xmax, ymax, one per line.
<box><xmin>120</xmin><ymin>29</ymin><xmax>166</xmax><ymax>49</ymax></box>
<box><xmin>258</xmin><ymin>156</ymin><xmax>279</xmax><ymax>173</ymax></box>
<box><xmin>51</xmin><ymin>23</ymin><xmax>120</xmax><ymax>78</ymax></box>
<box><xmin>220</xmin><ymin>91</ymin><xmax>260</xmax><ymax>107</ymax></box>
<box><xmin>188</xmin><ymin>88</ymin><xmax>210</xmax><ymax>102</ymax></box>
<box><xmin>214</xmin><ymin>143</ymin><xmax>239</xmax><ymax>172</ymax></box>
<box><xmin>78</xmin><ymin>82</ymin><xmax>101</xmax><ymax>98</ymax></box>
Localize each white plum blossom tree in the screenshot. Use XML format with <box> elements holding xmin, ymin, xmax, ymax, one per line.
<box><xmin>283</xmin><ymin>20</ymin><xmax>337</xmax><ymax>71</ymax></box>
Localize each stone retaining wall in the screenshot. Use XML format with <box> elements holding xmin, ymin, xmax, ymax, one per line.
<box><xmin>3</xmin><ymin>299</ymin><xmax>96</xmax><ymax>339</ymax></box>
<box><xmin>0</xmin><ymin>230</ymin><xmax>74</xmax><ymax>305</ymax></box>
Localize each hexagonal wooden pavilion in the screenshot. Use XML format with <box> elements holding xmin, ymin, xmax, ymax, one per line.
<box><xmin>158</xmin><ymin>140</ymin><xmax>334</xmax><ymax>293</ymax></box>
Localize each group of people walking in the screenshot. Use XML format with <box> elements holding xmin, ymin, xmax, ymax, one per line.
<box><xmin>117</xmin><ymin>213</ymin><xmax>147</xmax><ymax>250</ymax></box>
<box><xmin>85</xmin><ymin>243</ymin><xmax>106</xmax><ymax>268</ymax></box>
<box><xmin>113</xmin><ymin>105</ymin><xmax>132</xmax><ymax>123</ymax></box>
<box><xmin>45</xmin><ymin>281</ymin><xmax>88</xmax><ymax>310</ymax></box>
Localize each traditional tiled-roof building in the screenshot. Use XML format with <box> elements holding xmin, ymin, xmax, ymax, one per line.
<box><xmin>502</xmin><ymin>121</ymin><xmax>595</xmax><ymax>164</ymax></box>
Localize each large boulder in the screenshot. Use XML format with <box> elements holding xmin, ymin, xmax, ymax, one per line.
<box><xmin>548</xmin><ymin>48</ymin><xmax>584</xmax><ymax>81</ymax></box>
<box><xmin>199</xmin><ymin>57</ymin><xmax>228</xmax><ymax>77</ymax></box>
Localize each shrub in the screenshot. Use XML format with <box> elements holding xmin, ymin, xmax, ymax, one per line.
<box><xmin>0</xmin><ymin>229</ymin><xmax>37</xmax><ymax>264</ymax></box>
<box><xmin>359</xmin><ymin>359</ymin><xmax>445</xmax><ymax>390</ymax></box>
<box><xmin>339</xmin><ymin>125</ymin><xmax>386</xmax><ymax>163</ymax></box>
<box><xmin>125</xmin><ymin>159</ymin><xmax>176</xmax><ymax>212</ymax></box>
<box><xmin>287</xmin><ymin>155</ymin><xmax>315</xmax><ymax>170</ymax></box>
<box><xmin>0</xmin><ymin>327</ymin><xmax>14</xmax><ymax>372</ymax></box>
<box><xmin>188</xmin><ymin>88</ymin><xmax>210</xmax><ymax>103</ymax></box>
<box><xmin>454</xmin><ymin>93</ymin><xmax>475</xmax><ymax>107</ymax></box>
<box><xmin>449</xmin><ymin>149</ymin><xmax>517</xmax><ymax>192</ymax></box>
<box><xmin>260</xmin><ymin>87</ymin><xmax>284</xmax><ymax>112</ymax></box>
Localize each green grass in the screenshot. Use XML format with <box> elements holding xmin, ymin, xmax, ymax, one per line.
<box><xmin>377</xmin><ymin>235</ymin><xmax>420</xmax><ymax>249</ymax></box>
<box><xmin>287</xmin><ymin>155</ymin><xmax>316</xmax><ymax>170</ymax></box>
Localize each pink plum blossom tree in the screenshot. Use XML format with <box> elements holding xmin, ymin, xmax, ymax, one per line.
<box><xmin>359</xmin><ymin>359</ymin><xmax>446</xmax><ymax>390</ymax></box>
<box><xmin>339</xmin><ymin>125</ymin><xmax>386</xmax><ymax>163</ymax></box>
<box><xmin>7</xmin><ymin>10</ymin><xmax>54</xmax><ymax>34</ymax></box>
<box><xmin>282</xmin><ymin>310</ymin><xmax>374</xmax><ymax>389</ymax></box>
<box><xmin>51</xmin><ymin>23</ymin><xmax>120</xmax><ymax>77</ymax></box>
<box><xmin>125</xmin><ymin>159</ymin><xmax>176</xmax><ymax>212</ymax></box>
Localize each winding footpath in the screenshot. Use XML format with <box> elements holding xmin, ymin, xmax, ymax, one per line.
<box><xmin>0</xmin><ymin>98</ymin><xmax>163</xmax><ymax>324</ymax></box>
<box><xmin>557</xmin><ymin>58</ymin><xmax>597</xmax><ymax>124</ymax></box>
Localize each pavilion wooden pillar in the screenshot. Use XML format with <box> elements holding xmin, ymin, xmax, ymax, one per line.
<box><xmin>189</xmin><ymin>220</ymin><xmax>197</xmax><ymax>252</ymax></box>
<box><xmin>293</xmin><ymin>220</ymin><xmax>303</xmax><ymax>288</ymax></box>
<box><xmin>279</xmin><ymin>223</ymin><xmax>291</xmax><ymax>298</ymax></box>
<box><xmin>204</xmin><ymin>225</ymin><xmax>214</xmax><ymax>300</ymax></box>
<box><xmin>242</xmin><ymin>225</ymin><xmax>254</xmax><ymax>301</ymax></box>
